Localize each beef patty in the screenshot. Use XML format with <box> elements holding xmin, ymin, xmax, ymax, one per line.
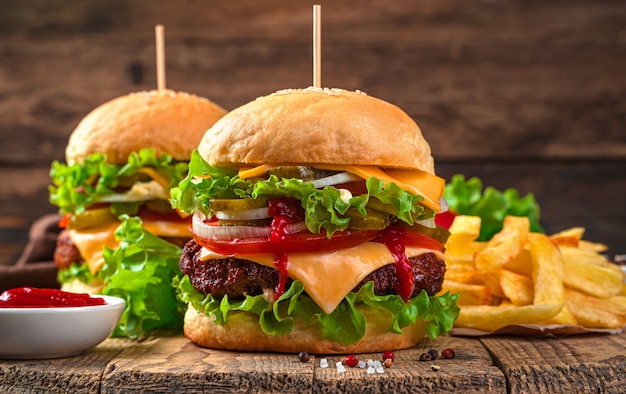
<box><xmin>180</xmin><ymin>239</ymin><xmax>445</xmax><ymax>300</ymax></box>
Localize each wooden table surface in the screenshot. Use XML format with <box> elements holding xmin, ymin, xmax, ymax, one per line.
<box><xmin>1</xmin><ymin>332</ymin><xmax>625</xmax><ymax>393</ymax></box>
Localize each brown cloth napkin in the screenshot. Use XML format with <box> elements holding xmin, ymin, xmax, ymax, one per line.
<box><xmin>0</xmin><ymin>214</ymin><xmax>62</xmax><ymax>292</ymax></box>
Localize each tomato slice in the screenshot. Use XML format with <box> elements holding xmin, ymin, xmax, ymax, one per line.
<box><xmin>194</xmin><ymin>228</ymin><xmax>379</xmax><ymax>255</ymax></box>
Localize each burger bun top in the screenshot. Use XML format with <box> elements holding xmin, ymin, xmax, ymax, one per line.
<box><xmin>66</xmin><ymin>89</ymin><xmax>227</xmax><ymax>165</ymax></box>
<box><xmin>198</xmin><ymin>87</ymin><xmax>435</xmax><ymax>174</ymax></box>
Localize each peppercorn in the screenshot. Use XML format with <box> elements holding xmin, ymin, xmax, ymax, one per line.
<box><xmin>298</xmin><ymin>351</ymin><xmax>309</xmax><ymax>363</ymax></box>
<box><xmin>382</xmin><ymin>351</ymin><xmax>395</xmax><ymax>363</ymax></box>
<box><xmin>441</xmin><ymin>348</ymin><xmax>455</xmax><ymax>359</ymax></box>
<box><xmin>419</xmin><ymin>348</ymin><xmax>439</xmax><ymax>362</ymax></box>
<box><xmin>344</xmin><ymin>354</ymin><xmax>359</xmax><ymax>367</ymax></box>
<box><xmin>383</xmin><ymin>358</ymin><xmax>394</xmax><ymax>368</ymax></box>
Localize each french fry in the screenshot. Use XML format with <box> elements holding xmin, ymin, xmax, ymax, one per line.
<box><xmin>550</xmin><ymin>227</ymin><xmax>585</xmax><ymax>248</ymax></box>
<box><xmin>560</xmin><ymin>246</ymin><xmax>624</xmax><ymax>298</ymax></box>
<box><xmin>564</xmin><ymin>288</ymin><xmax>624</xmax><ymax>329</ymax></box>
<box><xmin>455</xmin><ymin>304</ymin><xmax>564</xmax><ymax>332</ymax></box>
<box><xmin>445</xmin><ymin>215</ymin><xmax>482</xmax><ymax>263</ymax></box>
<box><xmin>474</xmin><ymin>216</ymin><xmax>529</xmax><ymax>297</ymax></box>
<box><xmin>578</xmin><ymin>240</ymin><xmax>608</xmax><ymax>253</ymax></box>
<box><xmin>439</xmin><ymin>280</ymin><xmax>492</xmax><ymax>306</ymax></box>
<box><xmin>444</xmin><ymin>270</ymin><xmax>483</xmax><ymax>285</ymax></box>
<box><xmin>499</xmin><ymin>269</ymin><xmax>533</xmax><ymax>306</ymax></box>
<box><xmin>528</xmin><ymin>233</ymin><xmax>577</xmax><ymax>325</ymax></box>
<box><xmin>503</xmin><ymin>246</ymin><xmax>532</xmax><ymax>277</ymax></box>
<box><xmin>606</xmin><ymin>296</ymin><xmax>626</xmax><ymax>315</ymax></box>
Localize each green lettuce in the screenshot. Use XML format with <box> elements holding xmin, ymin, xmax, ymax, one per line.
<box><xmin>444</xmin><ymin>174</ymin><xmax>543</xmax><ymax>241</ymax></box>
<box><xmin>176</xmin><ymin>276</ymin><xmax>459</xmax><ymax>345</ymax></box>
<box><xmin>99</xmin><ymin>215</ymin><xmax>186</xmax><ymax>338</ymax></box>
<box><xmin>49</xmin><ymin>148</ymin><xmax>189</xmax><ymax>216</ymax></box>
<box><xmin>170</xmin><ymin>150</ymin><xmax>434</xmax><ymax>237</ymax></box>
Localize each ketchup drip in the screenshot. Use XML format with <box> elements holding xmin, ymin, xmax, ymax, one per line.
<box><xmin>374</xmin><ymin>226</ymin><xmax>415</xmax><ymax>302</ymax></box>
<box><xmin>267</xmin><ymin>198</ymin><xmax>301</xmax><ymax>298</ymax></box>
<box><xmin>0</xmin><ymin>287</ymin><xmax>107</xmax><ymax>308</ymax></box>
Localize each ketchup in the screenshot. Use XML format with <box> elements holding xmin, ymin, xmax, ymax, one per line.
<box><xmin>268</xmin><ymin>198</ymin><xmax>302</xmax><ymax>298</ymax></box>
<box><xmin>0</xmin><ymin>287</ymin><xmax>107</xmax><ymax>308</ymax></box>
<box><xmin>374</xmin><ymin>225</ymin><xmax>416</xmax><ymax>302</ymax></box>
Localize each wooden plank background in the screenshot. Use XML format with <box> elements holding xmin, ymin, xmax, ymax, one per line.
<box><xmin>0</xmin><ymin>0</ymin><xmax>625</xmax><ymax>266</ymax></box>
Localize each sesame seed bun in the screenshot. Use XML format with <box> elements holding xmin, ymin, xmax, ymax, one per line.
<box><xmin>66</xmin><ymin>89</ymin><xmax>227</xmax><ymax>165</ymax></box>
<box><xmin>198</xmin><ymin>87</ymin><xmax>435</xmax><ymax>174</ymax></box>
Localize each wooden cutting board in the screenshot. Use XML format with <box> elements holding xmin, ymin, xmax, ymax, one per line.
<box><xmin>1</xmin><ymin>331</ymin><xmax>624</xmax><ymax>393</ymax></box>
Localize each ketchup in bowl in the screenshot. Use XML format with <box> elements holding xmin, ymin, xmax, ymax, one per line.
<box><xmin>0</xmin><ymin>287</ymin><xmax>106</xmax><ymax>308</ymax></box>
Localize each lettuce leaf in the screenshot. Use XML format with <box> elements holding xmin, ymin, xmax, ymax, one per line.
<box><xmin>444</xmin><ymin>174</ymin><xmax>543</xmax><ymax>241</ymax></box>
<box><xmin>49</xmin><ymin>148</ymin><xmax>189</xmax><ymax>215</ymax></box>
<box><xmin>170</xmin><ymin>150</ymin><xmax>433</xmax><ymax>237</ymax></box>
<box><xmin>99</xmin><ymin>215</ymin><xmax>186</xmax><ymax>338</ymax></box>
<box><xmin>176</xmin><ymin>276</ymin><xmax>459</xmax><ymax>346</ymax></box>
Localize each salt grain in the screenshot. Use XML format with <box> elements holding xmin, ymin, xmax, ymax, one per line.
<box><xmin>367</xmin><ymin>366</ymin><xmax>376</xmax><ymax>374</ymax></box>
<box><xmin>320</xmin><ymin>359</ymin><xmax>328</xmax><ymax>368</ymax></box>
<box><xmin>357</xmin><ymin>360</ymin><xmax>367</xmax><ymax>369</ymax></box>
<box><xmin>336</xmin><ymin>361</ymin><xmax>346</xmax><ymax>373</ymax></box>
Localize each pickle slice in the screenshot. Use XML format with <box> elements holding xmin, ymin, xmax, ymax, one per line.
<box><xmin>209</xmin><ymin>198</ymin><xmax>268</xmax><ymax>212</ymax></box>
<box><xmin>69</xmin><ymin>207</ymin><xmax>116</xmax><ymax>230</ymax></box>
<box><xmin>344</xmin><ymin>207</ymin><xmax>393</xmax><ymax>230</ymax></box>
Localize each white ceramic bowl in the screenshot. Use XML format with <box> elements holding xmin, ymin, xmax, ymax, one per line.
<box><xmin>0</xmin><ymin>295</ymin><xmax>125</xmax><ymax>359</ymax></box>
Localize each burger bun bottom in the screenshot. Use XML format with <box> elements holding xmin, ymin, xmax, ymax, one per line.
<box><xmin>184</xmin><ymin>302</ymin><xmax>428</xmax><ymax>354</ymax></box>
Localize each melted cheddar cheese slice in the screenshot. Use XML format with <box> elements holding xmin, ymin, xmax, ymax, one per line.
<box><xmin>69</xmin><ymin>219</ymin><xmax>191</xmax><ymax>275</ymax></box>
<box><xmin>238</xmin><ymin>164</ymin><xmax>444</xmax><ymax>211</ymax></box>
<box><xmin>200</xmin><ymin>244</ymin><xmax>443</xmax><ymax>315</ymax></box>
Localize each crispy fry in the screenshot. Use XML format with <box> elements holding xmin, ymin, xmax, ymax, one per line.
<box><xmin>578</xmin><ymin>240</ymin><xmax>608</xmax><ymax>253</ymax></box>
<box><xmin>445</xmin><ymin>216</ymin><xmax>483</xmax><ymax>263</ymax></box>
<box><xmin>560</xmin><ymin>246</ymin><xmax>624</xmax><ymax>298</ymax></box>
<box><xmin>606</xmin><ymin>296</ymin><xmax>626</xmax><ymax>315</ymax></box>
<box><xmin>474</xmin><ymin>216</ymin><xmax>529</xmax><ymax>297</ymax></box>
<box><xmin>439</xmin><ymin>280</ymin><xmax>491</xmax><ymax>306</ymax></box>
<box><xmin>499</xmin><ymin>269</ymin><xmax>533</xmax><ymax>306</ymax></box>
<box><xmin>444</xmin><ymin>270</ymin><xmax>483</xmax><ymax>285</ymax></box>
<box><xmin>455</xmin><ymin>304</ymin><xmax>564</xmax><ymax>332</ymax></box>
<box><xmin>564</xmin><ymin>288</ymin><xmax>624</xmax><ymax>329</ymax></box>
<box><xmin>528</xmin><ymin>233</ymin><xmax>577</xmax><ymax>325</ymax></box>
<box><xmin>503</xmin><ymin>246</ymin><xmax>532</xmax><ymax>277</ymax></box>
<box><xmin>550</xmin><ymin>227</ymin><xmax>585</xmax><ymax>248</ymax></box>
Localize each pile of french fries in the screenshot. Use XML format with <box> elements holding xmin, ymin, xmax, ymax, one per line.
<box><xmin>440</xmin><ymin>215</ymin><xmax>626</xmax><ymax>332</ymax></box>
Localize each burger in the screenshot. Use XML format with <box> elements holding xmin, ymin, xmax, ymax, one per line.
<box><xmin>172</xmin><ymin>87</ymin><xmax>459</xmax><ymax>354</ymax></box>
<box><xmin>48</xmin><ymin>89</ymin><xmax>227</xmax><ymax>337</ymax></box>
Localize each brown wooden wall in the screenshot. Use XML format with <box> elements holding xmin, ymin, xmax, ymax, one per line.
<box><xmin>1</xmin><ymin>0</ymin><xmax>625</xmax><ymax>265</ymax></box>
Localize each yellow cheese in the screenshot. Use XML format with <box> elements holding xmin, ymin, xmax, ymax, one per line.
<box><xmin>200</xmin><ymin>244</ymin><xmax>443</xmax><ymax>314</ymax></box>
<box><xmin>237</xmin><ymin>163</ymin><xmax>443</xmax><ymax>211</ymax></box>
<box><xmin>137</xmin><ymin>167</ymin><xmax>171</xmax><ymax>190</ymax></box>
<box><xmin>69</xmin><ymin>219</ymin><xmax>191</xmax><ymax>275</ymax></box>
<box><xmin>142</xmin><ymin>220</ymin><xmax>192</xmax><ymax>238</ymax></box>
<box><xmin>68</xmin><ymin>222</ymin><xmax>120</xmax><ymax>275</ymax></box>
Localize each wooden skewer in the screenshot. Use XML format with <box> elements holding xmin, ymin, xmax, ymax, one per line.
<box><xmin>155</xmin><ymin>24</ymin><xmax>166</xmax><ymax>91</ymax></box>
<box><xmin>313</xmin><ymin>5</ymin><xmax>322</xmax><ymax>88</ymax></box>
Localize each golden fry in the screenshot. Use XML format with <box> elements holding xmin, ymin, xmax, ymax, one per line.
<box><xmin>444</xmin><ymin>270</ymin><xmax>483</xmax><ymax>285</ymax></box>
<box><xmin>439</xmin><ymin>280</ymin><xmax>492</xmax><ymax>306</ymax></box>
<box><xmin>528</xmin><ymin>233</ymin><xmax>577</xmax><ymax>325</ymax></box>
<box><xmin>445</xmin><ymin>216</ymin><xmax>483</xmax><ymax>263</ymax></box>
<box><xmin>564</xmin><ymin>288</ymin><xmax>624</xmax><ymax>329</ymax></box>
<box><xmin>503</xmin><ymin>246</ymin><xmax>532</xmax><ymax>277</ymax></box>
<box><xmin>473</xmin><ymin>216</ymin><xmax>529</xmax><ymax>297</ymax></box>
<box><xmin>550</xmin><ymin>227</ymin><xmax>585</xmax><ymax>248</ymax></box>
<box><xmin>455</xmin><ymin>304</ymin><xmax>564</xmax><ymax>332</ymax></box>
<box><xmin>499</xmin><ymin>269</ymin><xmax>533</xmax><ymax>306</ymax></box>
<box><xmin>560</xmin><ymin>246</ymin><xmax>624</xmax><ymax>298</ymax></box>
<box><xmin>578</xmin><ymin>240</ymin><xmax>608</xmax><ymax>253</ymax></box>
